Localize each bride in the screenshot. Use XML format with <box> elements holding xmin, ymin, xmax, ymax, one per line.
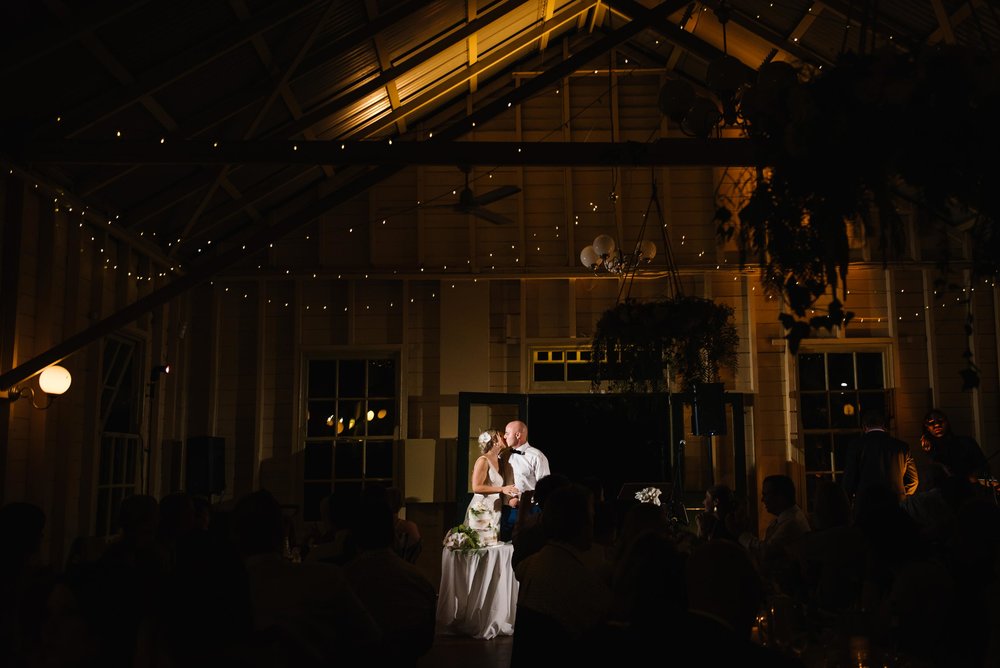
<box><xmin>465</xmin><ymin>430</ymin><xmax>519</xmax><ymax>536</ymax></box>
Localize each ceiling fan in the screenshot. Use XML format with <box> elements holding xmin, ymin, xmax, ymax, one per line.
<box><xmin>425</xmin><ymin>165</ymin><xmax>520</xmax><ymax>225</ymax></box>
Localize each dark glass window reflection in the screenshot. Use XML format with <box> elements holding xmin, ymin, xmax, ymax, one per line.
<box><xmin>797</xmin><ymin>350</ymin><xmax>890</xmax><ymax>511</ymax></box>
<box><xmin>303</xmin><ymin>357</ymin><xmax>398</xmax><ymax>520</ymax></box>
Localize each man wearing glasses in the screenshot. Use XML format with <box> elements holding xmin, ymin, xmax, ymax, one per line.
<box><xmin>920</xmin><ymin>409</ymin><xmax>991</xmax><ymax>484</ymax></box>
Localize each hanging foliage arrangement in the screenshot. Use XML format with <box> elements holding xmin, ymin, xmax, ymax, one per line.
<box><xmin>708</xmin><ymin>44</ymin><xmax>1000</xmax><ymax>387</ymax></box>
<box><xmin>589</xmin><ymin>296</ymin><xmax>739</xmax><ymax>393</ymax></box>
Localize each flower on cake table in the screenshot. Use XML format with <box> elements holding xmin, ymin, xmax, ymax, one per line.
<box><xmin>443</xmin><ymin>524</ymin><xmax>483</xmax><ymax>553</ymax></box>
<box><xmin>635</xmin><ymin>486</ymin><xmax>662</xmax><ymax>506</ymax></box>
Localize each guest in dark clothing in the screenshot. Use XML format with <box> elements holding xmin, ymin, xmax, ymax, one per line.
<box><xmin>843</xmin><ymin>408</ymin><xmax>918</xmax><ymax>505</ymax></box>
<box><xmin>920</xmin><ymin>409</ymin><xmax>990</xmax><ymax>483</ymax></box>
<box><xmin>343</xmin><ymin>486</ymin><xmax>436</xmax><ymax>667</ymax></box>
<box><xmin>0</xmin><ymin>502</ymin><xmax>51</xmax><ymax>668</ymax></box>
<box><xmin>511</xmin><ymin>473</ymin><xmax>571</xmax><ymax>572</ymax></box>
<box><xmin>696</xmin><ymin>484</ymin><xmax>738</xmax><ymax>542</ymax></box>
<box><xmin>681</xmin><ymin>540</ymin><xmax>804</xmax><ymax>666</ymax></box>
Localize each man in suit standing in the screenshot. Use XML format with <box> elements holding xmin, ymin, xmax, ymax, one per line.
<box><xmin>843</xmin><ymin>408</ymin><xmax>919</xmax><ymax>505</ymax></box>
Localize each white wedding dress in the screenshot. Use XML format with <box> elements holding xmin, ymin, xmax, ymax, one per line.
<box><xmin>464</xmin><ymin>456</ymin><xmax>503</xmax><ymax>545</ymax></box>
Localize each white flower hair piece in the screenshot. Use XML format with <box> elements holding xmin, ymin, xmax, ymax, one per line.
<box><xmin>477</xmin><ymin>431</ymin><xmax>493</xmax><ymax>447</ymax></box>
<box><xmin>635</xmin><ymin>486</ymin><xmax>662</xmax><ymax>506</ymax></box>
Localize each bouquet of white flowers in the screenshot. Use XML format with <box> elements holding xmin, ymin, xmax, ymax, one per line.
<box><xmin>635</xmin><ymin>486</ymin><xmax>662</xmax><ymax>506</ymax></box>
<box><xmin>443</xmin><ymin>524</ymin><xmax>483</xmax><ymax>553</ymax></box>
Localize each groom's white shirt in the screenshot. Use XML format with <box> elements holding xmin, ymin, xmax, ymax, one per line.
<box><xmin>509</xmin><ymin>441</ymin><xmax>551</xmax><ymax>493</ymax></box>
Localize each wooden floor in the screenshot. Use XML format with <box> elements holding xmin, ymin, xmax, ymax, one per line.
<box><xmin>417</xmin><ymin>632</ymin><xmax>512</xmax><ymax>668</ymax></box>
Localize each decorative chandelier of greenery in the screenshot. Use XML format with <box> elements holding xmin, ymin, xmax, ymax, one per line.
<box><xmin>590</xmin><ymin>295</ymin><xmax>739</xmax><ymax>393</ymax></box>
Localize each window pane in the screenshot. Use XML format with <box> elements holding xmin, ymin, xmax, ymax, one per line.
<box><xmin>307</xmin><ymin>400</ymin><xmax>337</xmax><ymax>437</ymax></box>
<box><xmin>339</xmin><ymin>360</ymin><xmax>365</xmax><ymax>397</ymax></box>
<box><xmin>857</xmin><ymin>353</ymin><xmax>884</xmax><ymax>389</ymax></box>
<box><xmin>366</xmin><ymin>399</ymin><xmax>395</xmax><ymax>437</ymax></box>
<box><xmin>566</xmin><ymin>363</ymin><xmax>591</xmax><ymax>382</ymax></box>
<box><xmin>552</xmin><ymin>351</ymin><xmax>564</xmax><ymax>361</ymax></box>
<box><xmin>537</xmin><ymin>351</ymin><xmax>549</xmax><ymax>361</ymax></box>
<box><xmin>534</xmin><ymin>364</ymin><xmax>564</xmax><ymax>382</ymax></box>
<box><xmin>800</xmin><ymin>393</ymin><xmax>830</xmax><ymax>429</ymax></box>
<box><xmin>830</xmin><ymin>392</ymin><xmax>859</xmax><ymax>428</ymax></box>
<box><xmin>335</xmin><ymin>440</ymin><xmax>364</xmax><ymax>478</ymax></box>
<box><xmin>833</xmin><ymin>433</ymin><xmax>855</xmax><ymax>472</ymax></box>
<box><xmin>804</xmin><ymin>433</ymin><xmax>833</xmax><ymax>472</ymax></box>
<box><xmin>368</xmin><ymin>359</ymin><xmax>395</xmax><ymax>397</ymax></box>
<box><xmin>125</xmin><ymin>440</ymin><xmax>137</xmax><ymax>484</ymax></box>
<box><xmin>304</xmin><ymin>442</ymin><xmax>333</xmax><ymax>480</ymax></box>
<box><xmin>303</xmin><ymin>482</ymin><xmax>331</xmax><ymax>522</ymax></box>
<box><xmin>827</xmin><ymin>353</ymin><xmax>855</xmax><ymax>390</ymax></box>
<box><xmin>309</xmin><ymin>360</ymin><xmax>338</xmax><ymax>397</ymax></box>
<box><xmin>858</xmin><ymin>392</ymin><xmax>887</xmax><ymax>422</ymax></box>
<box><xmin>366</xmin><ymin>440</ymin><xmax>394</xmax><ymax>478</ymax></box>
<box><xmin>580</xmin><ymin>350</ymin><xmax>592</xmax><ymax>362</ymax></box>
<box><xmin>113</xmin><ymin>440</ymin><xmax>125</xmax><ymax>484</ymax></box>
<box><xmin>338</xmin><ymin>400</ymin><xmax>365</xmax><ymax>436</ymax></box>
<box><xmin>798</xmin><ymin>354</ymin><xmax>826</xmax><ymax>391</ymax></box>
<box><xmin>100</xmin><ymin>439</ymin><xmax>112</xmax><ymax>485</ymax></box>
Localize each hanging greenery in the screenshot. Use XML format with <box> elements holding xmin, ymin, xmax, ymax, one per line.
<box><xmin>712</xmin><ymin>44</ymin><xmax>1000</xmax><ymax>387</ymax></box>
<box><xmin>589</xmin><ymin>295</ymin><xmax>739</xmax><ymax>393</ymax></box>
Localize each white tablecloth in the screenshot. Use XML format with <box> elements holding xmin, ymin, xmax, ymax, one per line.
<box><xmin>436</xmin><ymin>543</ymin><xmax>518</xmax><ymax>639</ymax></box>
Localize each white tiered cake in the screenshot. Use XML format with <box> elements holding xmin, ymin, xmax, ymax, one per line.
<box><xmin>467</xmin><ymin>501</ymin><xmax>499</xmax><ymax>547</ymax></box>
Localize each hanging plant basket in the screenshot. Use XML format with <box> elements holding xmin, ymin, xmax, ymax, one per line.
<box><xmin>590</xmin><ymin>296</ymin><xmax>739</xmax><ymax>393</ymax></box>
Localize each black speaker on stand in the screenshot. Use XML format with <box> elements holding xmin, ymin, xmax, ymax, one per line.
<box><xmin>692</xmin><ymin>382</ymin><xmax>727</xmax><ymax>436</ymax></box>
<box><xmin>185</xmin><ymin>436</ymin><xmax>225</xmax><ymax>496</ymax></box>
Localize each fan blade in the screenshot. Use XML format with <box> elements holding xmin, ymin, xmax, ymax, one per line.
<box><xmin>469</xmin><ymin>207</ymin><xmax>513</xmax><ymax>225</ymax></box>
<box><xmin>471</xmin><ymin>185</ymin><xmax>520</xmax><ymax>206</ymax></box>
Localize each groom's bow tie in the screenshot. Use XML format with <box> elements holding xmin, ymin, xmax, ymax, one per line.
<box><xmin>510</xmin><ymin>449</ymin><xmax>525</xmax><ymax>455</ymax></box>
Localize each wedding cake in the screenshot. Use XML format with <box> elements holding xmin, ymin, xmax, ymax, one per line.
<box><xmin>466</xmin><ymin>500</ymin><xmax>499</xmax><ymax>547</ymax></box>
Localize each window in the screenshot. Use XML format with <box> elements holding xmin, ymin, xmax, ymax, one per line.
<box><xmin>95</xmin><ymin>336</ymin><xmax>143</xmax><ymax>537</ymax></box>
<box><xmin>530</xmin><ymin>346</ymin><xmax>594</xmax><ymax>387</ymax></box>
<box><xmin>302</xmin><ymin>357</ymin><xmax>398</xmax><ymax>521</ymax></box>
<box><xmin>798</xmin><ymin>350</ymin><xmax>890</xmax><ymax>507</ymax></box>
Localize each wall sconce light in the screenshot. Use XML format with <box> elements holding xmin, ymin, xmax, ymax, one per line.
<box><xmin>150</xmin><ymin>364</ymin><xmax>171</xmax><ymax>382</ymax></box>
<box><xmin>0</xmin><ymin>364</ymin><xmax>72</xmax><ymax>409</ymax></box>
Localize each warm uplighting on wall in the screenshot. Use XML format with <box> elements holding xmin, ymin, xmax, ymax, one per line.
<box><xmin>0</xmin><ymin>364</ymin><xmax>72</xmax><ymax>409</ymax></box>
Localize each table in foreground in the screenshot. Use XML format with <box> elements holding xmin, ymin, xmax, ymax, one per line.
<box><xmin>436</xmin><ymin>543</ymin><xmax>519</xmax><ymax>640</ymax></box>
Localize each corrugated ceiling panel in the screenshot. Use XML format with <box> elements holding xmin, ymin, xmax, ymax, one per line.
<box><xmin>476</xmin><ymin>1</ymin><xmax>545</xmax><ymax>54</ymax></box>
<box><xmin>394</xmin><ymin>41</ymin><xmax>469</xmax><ymax>101</ymax></box>
<box><xmin>292</xmin><ymin>41</ymin><xmax>380</xmax><ymax>110</ymax></box>
<box><xmin>380</xmin><ymin>0</ymin><xmax>467</xmax><ymax>64</ymax></box>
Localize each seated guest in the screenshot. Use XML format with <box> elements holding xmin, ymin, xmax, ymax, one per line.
<box><xmin>696</xmin><ymin>484</ymin><xmax>738</xmax><ymax>542</ymax></box>
<box><xmin>511</xmin><ymin>473</ymin><xmax>571</xmax><ymax>572</ymax></box>
<box><xmin>232</xmin><ymin>489</ymin><xmax>380</xmax><ymax>663</ymax></box>
<box><xmin>386</xmin><ymin>486</ymin><xmax>422</xmax><ymax>564</ymax></box>
<box><xmin>512</xmin><ymin>484</ymin><xmax>611</xmax><ymax>666</ymax></box>
<box><xmin>680</xmin><ymin>540</ymin><xmax>805</xmax><ymax>666</ymax></box>
<box><xmin>344</xmin><ymin>487</ymin><xmax>436</xmax><ymax>667</ymax></box>
<box><xmin>735</xmin><ymin>474</ymin><xmax>811</xmax><ymax>595</ymax></box>
<box><xmin>787</xmin><ymin>481</ymin><xmax>865</xmax><ymax>612</ymax></box>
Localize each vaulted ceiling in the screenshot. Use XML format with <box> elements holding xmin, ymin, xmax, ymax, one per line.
<box><xmin>4</xmin><ymin>0</ymin><xmax>994</xmax><ymax>267</ymax></box>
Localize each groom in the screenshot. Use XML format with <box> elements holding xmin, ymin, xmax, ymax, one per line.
<box><xmin>500</xmin><ymin>420</ymin><xmax>550</xmax><ymax>542</ymax></box>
